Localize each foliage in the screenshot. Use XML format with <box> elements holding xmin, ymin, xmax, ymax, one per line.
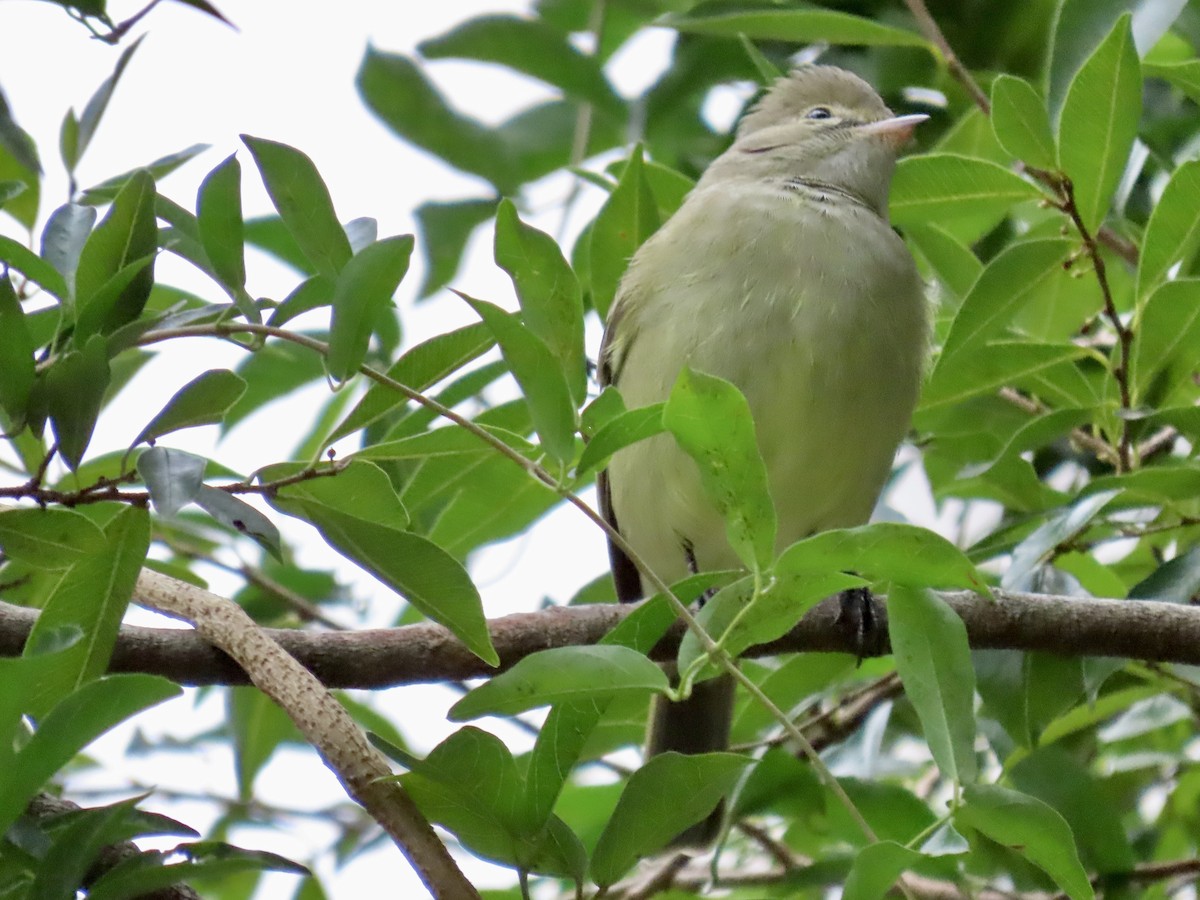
<box><xmin>3</xmin><ymin>0</ymin><xmax>1200</xmax><ymax>897</ymax></box>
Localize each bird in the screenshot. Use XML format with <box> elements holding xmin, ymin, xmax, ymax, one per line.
<box><xmin>596</xmin><ymin>64</ymin><xmax>930</xmax><ymax>842</ymax></box>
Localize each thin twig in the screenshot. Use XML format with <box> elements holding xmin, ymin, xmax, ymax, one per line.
<box><xmin>902</xmin><ymin>0</ymin><xmax>990</xmax><ymax>113</ymax></box>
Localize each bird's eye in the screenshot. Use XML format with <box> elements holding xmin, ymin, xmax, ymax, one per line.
<box><xmin>806</xmin><ymin>106</ymin><xmax>833</xmax><ymax>120</ymax></box>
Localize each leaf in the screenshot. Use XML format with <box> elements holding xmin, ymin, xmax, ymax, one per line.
<box><xmin>459</xmin><ymin>293</ymin><xmax>577</xmax><ymax>464</ymax></box>
<box><xmin>890</xmin><ymin>154</ymin><xmax>1043</xmax><ymax>227</ymax></box>
<box><xmin>888</xmin><ymin>584</ymin><xmax>977</xmax><ymax>784</ymax></box>
<box><xmin>414</xmin><ymin>197</ymin><xmax>496</xmax><ymax>298</ymax></box>
<box><xmin>957</xmin><ymin>784</ymin><xmax>1095</xmax><ymax>900</ymax></box>
<box><xmin>1137</xmin><ymin>159</ymin><xmax>1200</xmax><ymax>301</ymax></box>
<box><xmin>74</xmin><ymin>169</ymin><xmax>157</xmax><ymax>335</ymax></box>
<box><xmin>843</xmin><ymin>841</ymin><xmax>926</xmax><ymax>900</ymax></box>
<box><xmin>493</xmin><ymin>199</ymin><xmax>587</xmax><ymax>404</ymax></box>
<box><xmin>197</xmin><ymin>153</ymin><xmax>247</xmax><ymax>295</ymax></box>
<box><xmin>0</xmin><ymin>507</ymin><xmax>105</xmax><ymax>569</ymax></box>
<box><xmin>326</xmin><ymin>320</ymin><xmax>494</xmax><ymax>444</ymax></box>
<box><xmin>0</xmin><ymin>275</ymin><xmax>35</xmax><ymax>423</ymax></box>
<box><xmin>131</xmin><ymin>369</ymin><xmax>247</xmax><ymax>447</ymax></box>
<box><xmin>923</xmin><ymin>340</ymin><xmax>1089</xmax><ymax>411</ymax></box>
<box><xmin>663</xmin><ymin>8</ymin><xmax>928</xmax><ymax>47</ymax></box>
<box><xmin>904</xmin><ymin>223</ymin><xmax>982</xmax><ymax>301</ymax></box>
<box><xmin>1004</xmin><ymin>490</ymin><xmax>1121</xmax><ymax>589</ymax></box>
<box><xmin>45</xmin><ymin>334</ymin><xmax>110</xmax><ymax>470</ymax></box>
<box><xmin>449</xmin><ymin>646</ymin><xmax>668</xmax><ymax>720</ymax></box>
<box><xmin>0</xmin><ymin>90</ymin><xmax>41</xmax><ymax>175</ymax></box>
<box><xmin>1130</xmin><ymin>279</ymin><xmax>1200</xmax><ymax>404</ymax></box>
<box><xmin>990</xmin><ymin>75</ymin><xmax>1056</xmax><ymax>169</ymax></box>
<box><xmin>0</xmin><ymin>673</ymin><xmax>178</xmax><ymax>837</ymax></box>
<box><xmin>418</xmin><ymin>15</ymin><xmax>624</xmax><ymax>117</ymax></box>
<box><xmin>0</xmin><ymin>233</ymin><xmax>69</xmax><ymax>300</ymax></box>
<box><xmin>66</xmin><ymin>35</ymin><xmax>144</xmax><ymax>173</ymax></box>
<box><xmin>588</xmin><ymin>144</ymin><xmax>661</xmax><ymax>319</ymax></box>
<box><xmin>590</xmin><ymin>752</ymin><xmax>751</xmax><ymax>886</ymax></box>
<box><xmin>40</xmin><ymin>202</ymin><xmax>96</xmax><ymax>300</ymax></box>
<box><xmin>77</xmin><ymin>143</ymin><xmax>210</xmax><ymax>204</ymax></box>
<box><xmin>1145</xmin><ymin>58</ymin><xmax>1200</xmax><ymax>105</ymax></box>
<box><xmin>327</xmin><ymin>235</ymin><xmax>414</xmax><ymax>383</ymax></box>
<box><xmin>663</xmin><ymin>367</ymin><xmax>776</xmax><ymax>573</ymax></box>
<box><xmin>262</xmin><ymin>461</ymin><xmax>497</xmax><ymax>665</ymax></box>
<box><xmin>137</xmin><ymin>446</ymin><xmax>207</xmax><ymax>517</ymax></box>
<box><xmin>229</xmin><ymin>687</ymin><xmax>296</xmax><ymax>798</ymax></box>
<box><xmin>1057</xmin><ymin>14</ymin><xmax>1141</xmax><ymax>233</ymax></box>
<box><xmin>575</xmin><ymin>402</ymin><xmax>665</xmax><ymax>477</ymax></box>
<box><xmin>241</xmin><ymin>135</ymin><xmax>352</xmax><ymax>278</ymax></box>
<box><xmin>193</xmin><ymin>485</ymin><xmax>281</xmax><ymax>558</ymax></box>
<box><xmin>22</xmin><ymin>506</ymin><xmax>151</xmax><ymax>715</ymax></box>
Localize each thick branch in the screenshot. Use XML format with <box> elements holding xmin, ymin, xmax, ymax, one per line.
<box><xmin>3</xmin><ymin>590</ymin><xmax>1200</xmax><ymax>688</ymax></box>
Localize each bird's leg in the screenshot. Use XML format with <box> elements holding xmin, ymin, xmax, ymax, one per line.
<box><xmin>834</xmin><ymin>585</ymin><xmax>884</xmax><ymax>662</ymax></box>
<box><xmin>683</xmin><ymin>541</ymin><xmax>718</xmax><ymax>606</ymax></box>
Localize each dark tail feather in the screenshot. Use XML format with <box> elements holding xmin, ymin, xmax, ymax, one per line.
<box><xmin>646</xmin><ymin>673</ymin><xmax>736</xmax><ymax>846</ymax></box>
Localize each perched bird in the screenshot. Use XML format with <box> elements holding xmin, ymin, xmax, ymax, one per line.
<box><xmin>597</xmin><ymin>65</ymin><xmax>930</xmax><ymax>839</ymax></box>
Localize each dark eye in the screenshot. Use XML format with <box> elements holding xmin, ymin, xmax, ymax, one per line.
<box><xmin>806</xmin><ymin>106</ymin><xmax>833</xmax><ymax>120</ymax></box>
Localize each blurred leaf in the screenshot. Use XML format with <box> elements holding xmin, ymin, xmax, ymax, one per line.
<box><xmin>1005</xmin><ymin>490</ymin><xmax>1121</xmax><ymax>589</ymax></box>
<box><xmin>1130</xmin><ymin>279</ymin><xmax>1200</xmax><ymax>404</ymax></box>
<box><xmin>664</xmin><ymin>8</ymin><xmax>928</xmax><ymax>47</ymax></box>
<box><xmin>1057</xmin><ymin>14</ymin><xmax>1141</xmax><ymax>233</ymax></box>
<box><xmin>0</xmin><ymin>507</ymin><xmax>105</xmax><ymax>569</ymax></box>
<box><xmin>0</xmin><ymin>233</ymin><xmax>70</xmax><ymax>300</ymax></box>
<box><xmin>0</xmin><ymin>89</ymin><xmax>40</xmax><ymax>175</ymax></box>
<box><xmin>419</xmin><ymin>15</ymin><xmax>625</xmax><ymax>117</ymax></box>
<box><xmin>223</xmin><ymin>340</ymin><xmax>326</xmax><ymax>432</ymax></box>
<box><xmin>40</xmin><ymin>202</ymin><xmax>96</xmax><ymax>304</ymax></box>
<box><xmin>1137</xmin><ymin>159</ymin><xmax>1200</xmax><ymax>301</ymax></box>
<box><xmin>74</xmin><ymin>169</ymin><xmax>157</xmax><ymax>336</ymax></box>
<box><xmin>244</xmin><ymin>214</ymin><xmax>312</xmax><ymax>275</ymax></box>
<box><xmin>450</xmin><ymin>646</ymin><xmax>668</xmax><ymax>720</ymax></box>
<box><xmin>45</xmin><ymin>334</ymin><xmax>110</xmax><ymax>470</ymax></box>
<box><xmin>494</xmin><ymin>199</ymin><xmax>586</xmax><ymax>404</ymax></box>
<box><xmin>138</xmin><ymin>446</ymin><xmax>206</xmax><ymax>516</ymax></box>
<box><xmin>889</xmin><ymin>584</ymin><xmax>977</xmax><ymax>784</ymax></box>
<box><xmin>1145</xmin><ymin>58</ymin><xmax>1200</xmax><ymax>104</ymax></box>
<box><xmin>415</xmin><ymin>197</ymin><xmax>496</xmax><ymax>298</ymax></box>
<box><xmin>904</xmin><ymin>223</ymin><xmax>981</xmax><ymax>300</ymax></box>
<box><xmin>77</xmin><ymin>143</ymin><xmax>209</xmax><ymax>204</ymax></box>
<box><xmin>575</xmin><ymin>402</ymin><xmax>665</xmax><ymax>477</ymax></box>
<box><xmin>0</xmin><ymin>275</ymin><xmax>35</xmax><ymax>424</ymax></box>
<box><xmin>990</xmin><ymin>75</ymin><xmax>1056</xmax><ymax>169</ymax></box>
<box><xmin>65</xmin><ymin>35</ymin><xmax>144</xmax><ymax>173</ymax></box>
<box><xmin>590</xmin><ymin>752</ymin><xmax>751</xmax><ymax>886</ymax></box>
<box><xmin>589</xmin><ymin>145</ymin><xmax>660</xmax><ymax>319</ymax></box>
<box><xmin>890</xmin><ymin>154</ymin><xmax>1043</xmax><ymax>227</ymax></box>
<box><xmin>843</xmin><ymin>841</ymin><xmax>926</xmax><ymax>900</ymax></box>
<box><xmin>131</xmin><ymin>368</ymin><xmax>247</xmax><ymax>447</ymax></box>
<box><xmin>197</xmin><ymin>153</ymin><xmax>247</xmax><ymax>295</ymax></box>
<box><xmin>241</xmin><ymin>135</ymin><xmax>352</xmax><ymax>278</ymax></box>
<box><xmin>229</xmin><ymin>687</ymin><xmax>296</xmax><ymax>799</ymax></box>
<box><xmin>459</xmin><ymin>292</ymin><xmax>577</xmax><ymax>464</ymax></box>
<box><xmin>956</xmin><ymin>784</ymin><xmax>1094</xmax><ymax>900</ymax></box>
<box><xmin>327</xmin><ymin>235</ymin><xmax>414</xmax><ymax>384</ymax></box>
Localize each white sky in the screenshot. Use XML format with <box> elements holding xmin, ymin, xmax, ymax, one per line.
<box><xmin>0</xmin><ymin>2</ymin><xmax>688</xmax><ymax>897</ymax></box>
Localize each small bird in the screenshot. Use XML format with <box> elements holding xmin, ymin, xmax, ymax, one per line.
<box><xmin>597</xmin><ymin>65</ymin><xmax>930</xmax><ymax>839</ymax></box>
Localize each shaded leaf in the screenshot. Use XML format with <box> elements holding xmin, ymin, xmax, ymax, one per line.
<box><xmin>1137</xmin><ymin>159</ymin><xmax>1200</xmax><ymax>301</ymax></box>
<box><xmin>137</xmin><ymin>446</ymin><xmax>206</xmax><ymax>516</ymax></box>
<box><xmin>589</xmin><ymin>145</ymin><xmax>660</xmax><ymax>319</ymax></box>
<box><xmin>327</xmin><ymin>235</ymin><xmax>414</xmax><ymax>384</ymax></box>
<box><xmin>414</xmin><ymin>197</ymin><xmax>496</xmax><ymax>299</ymax></box>
<box><xmin>45</xmin><ymin>334</ymin><xmax>110</xmax><ymax>470</ymax></box>
<box><xmin>197</xmin><ymin>153</ymin><xmax>246</xmax><ymax>295</ymax></box>
<box><xmin>132</xmin><ymin>368</ymin><xmax>247</xmax><ymax>447</ymax></box>
<box><xmin>664</xmin><ymin>8</ymin><xmax>928</xmax><ymax>47</ymax></box>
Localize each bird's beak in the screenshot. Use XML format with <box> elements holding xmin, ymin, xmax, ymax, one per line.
<box><xmin>858</xmin><ymin>113</ymin><xmax>929</xmax><ymax>148</ymax></box>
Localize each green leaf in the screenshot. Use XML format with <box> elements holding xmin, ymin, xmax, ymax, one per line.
<box><xmin>229</xmin><ymin>686</ymin><xmax>296</xmax><ymax>799</ymax></box>
<box><xmin>904</xmin><ymin>222</ymin><xmax>982</xmax><ymax>302</ymax></box>
<box><xmin>449</xmin><ymin>646</ymin><xmax>668</xmax><ymax>720</ymax></box>
<box><xmin>87</xmin><ymin>843</ymin><xmax>307</xmax><ymax>899</ymax></box>
<box><xmin>0</xmin><ymin>90</ymin><xmax>41</xmax><ymax>176</ymax></box>
<box><xmin>241</xmin><ymin>135</ymin><xmax>352</xmax><ymax>278</ymax></box>
<box><xmin>1145</xmin><ymin>58</ymin><xmax>1200</xmax><ymax>104</ymax></box>
<box><xmin>843</xmin><ymin>841</ymin><xmax>926</xmax><ymax>900</ymax></box>
<box><xmin>1005</xmin><ymin>490</ymin><xmax>1120</xmax><ymax>589</ymax></box>
<box><xmin>957</xmin><ymin>784</ymin><xmax>1095</xmax><ymax>900</ymax></box>
<box><xmin>193</xmin><ymin>485</ymin><xmax>282</xmax><ymax>559</ymax></box>
<box><xmin>494</xmin><ymin>199</ymin><xmax>586</xmax><ymax>403</ymax></box>
<box><xmin>77</xmin><ymin>143</ymin><xmax>209</xmax><ymax>204</ymax></box>
<box><xmin>459</xmin><ymin>293</ymin><xmax>577</xmax><ymax>464</ymax></box>
<box><xmin>197</xmin><ymin>153</ymin><xmax>246</xmax><ymax>295</ymax></box>
<box><xmin>137</xmin><ymin>446</ymin><xmax>206</xmax><ymax>516</ymax></box>
<box><xmin>663</xmin><ymin>8</ymin><xmax>928</xmax><ymax>47</ymax></box>
<box><xmin>575</xmin><ymin>402</ymin><xmax>665</xmax><ymax>477</ymax></box>
<box><xmin>0</xmin><ymin>507</ymin><xmax>105</xmax><ymax>569</ymax></box>
<box><xmin>40</xmin><ymin>202</ymin><xmax>96</xmax><ymax>300</ymax></box>
<box><xmin>590</xmin><ymin>752</ymin><xmax>751</xmax><ymax>886</ymax></box>
<box><xmin>923</xmin><ymin>340</ymin><xmax>1090</xmax><ymax>410</ymax></box>
<box><xmin>326</xmin><ymin>321</ymin><xmax>495</xmax><ymax>444</ymax></box>
<box><xmin>1057</xmin><ymin>14</ymin><xmax>1141</xmax><ymax>233</ymax></box>
<box><xmin>262</xmin><ymin>461</ymin><xmax>497</xmax><ymax>665</ymax></box>
<box><xmin>588</xmin><ymin>145</ymin><xmax>661</xmax><ymax>319</ymax></box>
<box><xmin>0</xmin><ymin>673</ymin><xmax>178</xmax><ymax>837</ymax></box>
<box><xmin>890</xmin><ymin>154</ymin><xmax>1043</xmax><ymax>227</ymax></box>
<box><xmin>414</xmin><ymin>198</ymin><xmax>496</xmax><ymax>298</ymax></box>
<box><xmin>327</xmin><ymin>235</ymin><xmax>414</xmax><ymax>384</ymax></box>
<box><xmin>888</xmin><ymin>584</ymin><xmax>977</xmax><ymax>784</ymax></box>
<box><xmin>45</xmin><ymin>334</ymin><xmax>110</xmax><ymax>470</ymax></box>
<box><xmin>67</xmin><ymin>35</ymin><xmax>144</xmax><ymax>173</ymax></box>
<box><xmin>131</xmin><ymin>368</ymin><xmax>247</xmax><ymax>447</ymax></box>
<box><xmin>357</xmin><ymin>47</ymin><xmax>519</xmax><ymax>194</ymax></box>
<box><xmin>419</xmin><ymin>15</ymin><xmax>624</xmax><ymax>117</ymax></box>
<box><xmin>1130</xmin><ymin>279</ymin><xmax>1200</xmax><ymax>404</ymax></box>
<box><xmin>663</xmin><ymin>367</ymin><xmax>776</xmax><ymax>573</ymax></box>
<box><xmin>990</xmin><ymin>75</ymin><xmax>1056</xmax><ymax>169</ymax></box>
<box><xmin>0</xmin><ymin>233</ymin><xmax>69</xmax><ymax>300</ymax></box>
<box><xmin>23</xmin><ymin>506</ymin><xmax>151</xmax><ymax>715</ymax></box>
<box><xmin>0</xmin><ymin>275</ymin><xmax>35</xmax><ymax>423</ymax></box>
<box><xmin>74</xmin><ymin>169</ymin><xmax>157</xmax><ymax>335</ymax></box>
<box><xmin>1137</xmin><ymin>159</ymin><xmax>1200</xmax><ymax>301</ymax></box>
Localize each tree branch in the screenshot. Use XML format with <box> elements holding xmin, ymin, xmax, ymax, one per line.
<box><xmin>4</xmin><ymin>589</ymin><xmax>1200</xmax><ymax>688</ymax></box>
